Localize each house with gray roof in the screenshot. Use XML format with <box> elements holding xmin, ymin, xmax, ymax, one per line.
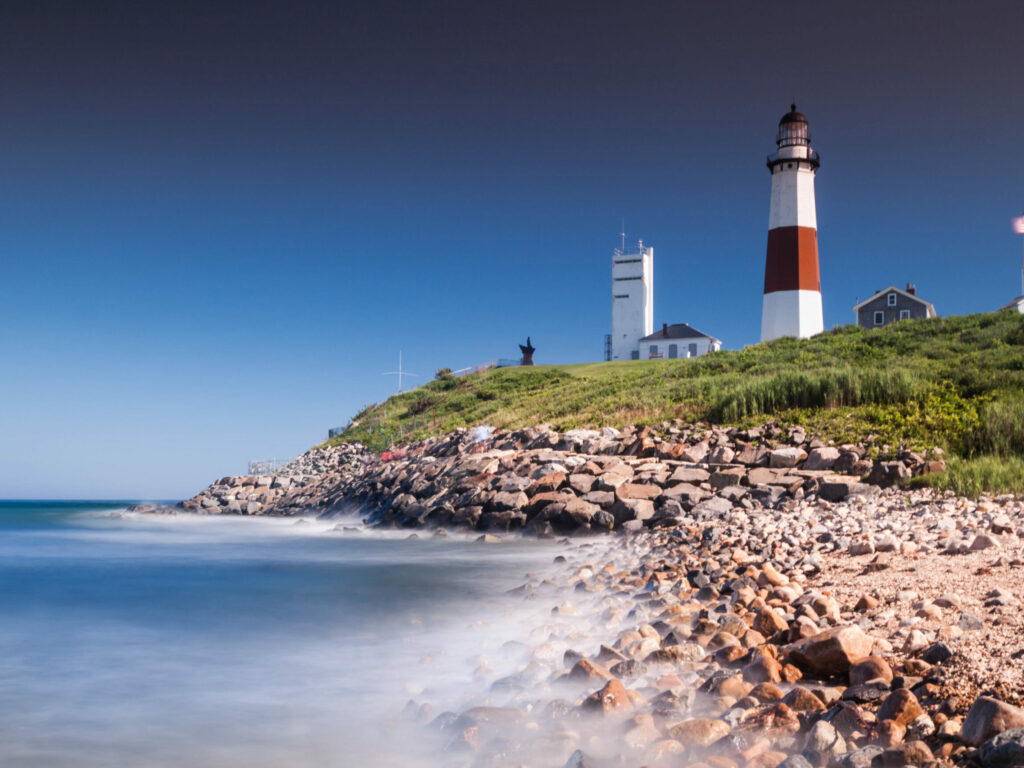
<box><xmin>852</xmin><ymin>284</ymin><xmax>937</xmax><ymax>329</ymax></box>
<box><xmin>637</xmin><ymin>323</ymin><xmax>721</xmax><ymax>359</ymax></box>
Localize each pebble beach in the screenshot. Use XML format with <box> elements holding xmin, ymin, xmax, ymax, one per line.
<box><xmin>138</xmin><ymin>421</ymin><xmax>1024</xmax><ymax>766</ymax></box>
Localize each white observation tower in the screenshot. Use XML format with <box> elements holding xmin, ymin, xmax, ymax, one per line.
<box><xmin>611</xmin><ymin>238</ymin><xmax>654</xmax><ymax>360</ymax></box>
<box><xmin>760</xmin><ymin>104</ymin><xmax>824</xmax><ymax>342</ymax></box>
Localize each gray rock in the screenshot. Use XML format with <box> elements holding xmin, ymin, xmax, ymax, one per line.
<box><xmin>804</xmin><ymin>447</ymin><xmax>841</xmax><ymax>471</ymax></box>
<box><xmin>834</xmin><ymin>746</ymin><xmax>883</xmax><ymax>768</ymax></box>
<box><xmin>770</xmin><ymin>447</ymin><xmax>808</xmax><ymax>468</ymax></box>
<box><xmin>980</xmin><ymin>727</ymin><xmax>1024</xmax><ymax>768</ymax></box>
<box><xmin>963</xmin><ymin>696</ymin><xmax>1024</xmax><ymax>746</ymax></box>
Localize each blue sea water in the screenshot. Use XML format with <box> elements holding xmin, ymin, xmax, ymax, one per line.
<box><xmin>0</xmin><ymin>501</ymin><xmax>562</xmax><ymax>767</ymax></box>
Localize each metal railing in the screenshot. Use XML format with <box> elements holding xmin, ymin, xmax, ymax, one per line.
<box><xmin>247</xmin><ymin>458</ymin><xmax>292</xmax><ymax>475</ymax></box>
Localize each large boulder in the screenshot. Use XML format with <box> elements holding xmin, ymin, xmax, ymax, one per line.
<box><xmin>770</xmin><ymin>447</ymin><xmax>808</xmax><ymax>469</ymax></box>
<box><xmin>980</xmin><ymin>727</ymin><xmax>1024</xmax><ymax>768</ymax></box>
<box><xmin>962</xmin><ymin>696</ymin><xmax>1024</xmax><ymax>746</ymax></box>
<box><xmin>668</xmin><ymin>466</ymin><xmax>710</xmax><ymax>485</ymax></box>
<box><xmin>615</xmin><ymin>483</ymin><xmax>662</xmax><ymax>501</ymax></box>
<box><xmin>783</xmin><ymin>625</ymin><xmax>873</xmax><ymax>676</ymax></box>
<box><xmin>611</xmin><ymin>498</ymin><xmax>655</xmax><ymax>524</ymax></box>
<box><xmin>803</xmin><ymin>446</ymin><xmax>841</xmax><ymax>471</ymax></box>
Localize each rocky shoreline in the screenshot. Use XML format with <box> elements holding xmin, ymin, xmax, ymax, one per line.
<box><xmin>156</xmin><ymin>421</ymin><xmax>945</xmax><ymax>531</ymax></box>
<box><xmin>133</xmin><ymin>421</ymin><xmax>1024</xmax><ymax>766</ymax></box>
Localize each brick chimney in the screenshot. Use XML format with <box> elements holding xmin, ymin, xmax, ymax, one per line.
<box><xmin>662</xmin><ymin>322</ymin><xmax>668</xmax><ymax>335</ymax></box>
<box><xmin>906</xmin><ymin>282</ymin><xmax>916</xmax><ymax>295</ymax></box>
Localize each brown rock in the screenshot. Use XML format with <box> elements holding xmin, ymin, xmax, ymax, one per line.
<box><xmin>746</xmin><ymin>752</ymin><xmax>788</xmax><ymax>768</ymax></box>
<box><xmin>583</xmin><ymin>677</ymin><xmax>634</xmax><ymax>715</ymax></box>
<box><xmin>615</xmin><ymin>482</ymin><xmax>663</xmax><ymax>501</ymax></box>
<box><xmin>780</xmin><ymin>663</ymin><xmax>803</xmax><ymax>683</ymax></box>
<box><xmin>750</xmin><ymin>682</ymin><xmax>784</xmax><ymax>703</ymax></box>
<box><xmin>717</xmin><ymin>676</ymin><xmax>753</xmax><ymax>700</ymax></box>
<box><xmin>525</xmin><ymin>472</ymin><xmax>565</xmax><ymax>495</ymax></box>
<box><xmin>784</xmin><ymin>625</ymin><xmax>873</xmax><ymax>676</ymax></box>
<box><xmin>747</xmin><ymin>467</ymin><xmax>779</xmax><ymax>486</ymax></box>
<box><xmin>668</xmin><ymin>717</ymin><xmax>730</xmax><ymax>747</ymax></box>
<box><xmin>708</xmin><ymin>446</ymin><xmax>736</xmax><ymax>464</ymax></box>
<box><xmin>568</xmin><ymin>658</ymin><xmax>613</xmax><ymax>682</ymax></box>
<box><xmin>743</xmin><ymin>655</ymin><xmax>782</xmax><ymax>684</ymax></box>
<box><xmin>855</xmin><ymin>594</ymin><xmax>881</xmax><ymax>612</ymax></box>
<box><xmin>753</xmin><ymin>607</ymin><xmax>789</xmax><ymax>637</ymax></box>
<box><xmin>646</xmin><ymin>644</ymin><xmax>705</xmax><ymax>664</ymax></box>
<box><xmin>782</xmin><ymin>686</ymin><xmax>825</xmax><ymax>712</ymax></box>
<box><xmin>849</xmin><ymin>655</ymin><xmax>893</xmax><ymax>686</ymax></box>
<box><xmin>876</xmin><ymin>719</ymin><xmax>906</xmax><ymax>747</ymax></box>
<box><xmin>961</xmin><ymin>695</ymin><xmax>1024</xmax><ymax>745</ymax></box>
<box><xmin>877</xmin><ymin>688</ymin><xmax>924</xmax><ymax>726</ymax></box>
<box><xmin>646</xmin><ymin>740</ymin><xmax>686</xmax><ymax>761</ymax></box>
<box><xmin>710</xmin><ymin>468</ymin><xmax>746</xmax><ymax>489</ymax></box>
<box><xmin>668</xmin><ymin>466</ymin><xmax>711</xmax><ymax>485</ymax></box>
<box><xmin>877</xmin><ymin>740</ymin><xmax>932</xmax><ymax>767</ymax></box>
<box><xmin>680</xmin><ymin>441</ymin><xmax>710</xmax><ymax>463</ymax></box>
<box><xmin>524</xmin><ymin>490</ymin><xmax>576</xmax><ymax>515</ymax></box>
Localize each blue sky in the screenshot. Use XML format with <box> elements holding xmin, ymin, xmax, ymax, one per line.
<box><xmin>1</xmin><ymin>1</ymin><xmax>1022</xmax><ymax>498</ymax></box>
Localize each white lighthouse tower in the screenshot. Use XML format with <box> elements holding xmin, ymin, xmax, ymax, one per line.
<box><xmin>611</xmin><ymin>238</ymin><xmax>654</xmax><ymax>360</ymax></box>
<box><xmin>760</xmin><ymin>105</ymin><xmax>824</xmax><ymax>342</ymax></box>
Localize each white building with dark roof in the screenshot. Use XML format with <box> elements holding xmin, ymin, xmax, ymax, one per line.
<box><xmin>638</xmin><ymin>323</ymin><xmax>721</xmax><ymax>360</ymax></box>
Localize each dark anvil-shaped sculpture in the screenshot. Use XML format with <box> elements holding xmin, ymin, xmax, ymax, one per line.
<box><xmin>519</xmin><ymin>337</ymin><xmax>535</xmax><ymax>366</ymax></box>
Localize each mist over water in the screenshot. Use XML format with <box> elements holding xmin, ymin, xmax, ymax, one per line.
<box><xmin>0</xmin><ymin>502</ymin><xmax>568</xmax><ymax>767</ymax></box>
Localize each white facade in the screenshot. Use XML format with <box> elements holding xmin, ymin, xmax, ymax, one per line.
<box><xmin>767</xmin><ymin>162</ymin><xmax>818</xmax><ymax>229</ymax></box>
<box><xmin>640</xmin><ymin>334</ymin><xmax>721</xmax><ymax>360</ymax></box>
<box><xmin>611</xmin><ymin>240</ymin><xmax>654</xmax><ymax>361</ymax></box>
<box><xmin>761</xmin><ymin>289</ymin><xmax>825</xmax><ymax>341</ymax></box>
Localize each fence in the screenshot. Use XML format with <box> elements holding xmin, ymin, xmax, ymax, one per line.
<box><xmin>453</xmin><ymin>358</ymin><xmax>522</xmax><ymax>377</ymax></box>
<box><xmin>247</xmin><ymin>458</ymin><xmax>292</xmax><ymax>475</ymax></box>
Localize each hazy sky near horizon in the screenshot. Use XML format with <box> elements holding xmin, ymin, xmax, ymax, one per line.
<box><xmin>1</xmin><ymin>0</ymin><xmax>1023</xmax><ymax>498</ymax></box>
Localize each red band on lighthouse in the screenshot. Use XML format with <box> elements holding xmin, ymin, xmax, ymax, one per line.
<box><xmin>764</xmin><ymin>226</ymin><xmax>821</xmax><ymax>293</ymax></box>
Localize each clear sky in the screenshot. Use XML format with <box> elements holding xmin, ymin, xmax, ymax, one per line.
<box><xmin>1</xmin><ymin>0</ymin><xmax>1022</xmax><ymax>499</ymax></box>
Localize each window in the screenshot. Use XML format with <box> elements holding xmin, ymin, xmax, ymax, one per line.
<box><xmin>899</xmin><ymin>309</ymin><xmax>911</xmax><ymax>320</ymax></box>
<box><xmin>649</xmin><ymin>345</ymin><xmax>658</xmax><ymax>357</ymax></box>
<box><xmin>630</xmin><ymin>350</ymin><xmax>639</xmax><ymax>360</ymax></box>
<box><xmin>874</xmin><ymin>311</ymin><xmax>885</xmax><ymax>326</ymax></box>
<box><xmin>668</xmin><ymin>344</ymin><xmax>678</xmax><ymax>359</ymax></box>
<box><xmin>888</xmin><ymin>293</ymin><xmax>897</xmax><ymax>306</ymax></box>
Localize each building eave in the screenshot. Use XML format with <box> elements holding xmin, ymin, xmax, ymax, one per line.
<box><xmin>851</xmin><ymin>285</ymin><xmax>935</xmax><ymax>313</ymax></box>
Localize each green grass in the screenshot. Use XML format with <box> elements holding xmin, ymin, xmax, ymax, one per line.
<box><xmin>911</xmin><ymin>456</ymin><xmax>1024</xmax><ymax>497</ymax></box>
<box><xmin>330</xmin><ymin>312</ymin><xmax>1024</xmax><ymax>489</ymax></box>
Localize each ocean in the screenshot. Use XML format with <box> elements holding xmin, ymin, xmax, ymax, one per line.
<box><xmin>0</xmin><ymin>501</ymin><xmax>566</xmax><ymax>767</ymax></box>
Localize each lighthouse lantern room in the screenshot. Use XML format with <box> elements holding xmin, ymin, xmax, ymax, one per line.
<box><xmin>760</xmin><ymin>105</ymin><xmax>824</xmax><ymax>342</ymax></box>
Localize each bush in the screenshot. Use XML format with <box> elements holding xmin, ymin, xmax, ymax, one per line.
<box><xmin>711</xmin><ymin>367</ymin><xmax>924</xmax><ymax>422</ymax></box>
<box><xmin>914</xmin><ymin>456</ymin><xmax>1024</xmax><ymax>496</ymax></box>
<box><xmin>962</xmin><ymin>395</ymin><xmax>1024</xmax><ymax>457</ymax></box>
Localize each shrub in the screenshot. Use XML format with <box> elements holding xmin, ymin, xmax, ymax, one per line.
<box><xmin>962</xmin><ymin>395</ymin><xmax>1024</xmax><ymax>457</ymax></box>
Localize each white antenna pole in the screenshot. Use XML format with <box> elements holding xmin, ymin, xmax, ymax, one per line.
<box><xmin>383</xmin><ymin>350</ymin><xmax>418</xmax><ymax>393</ymax></box>
<box><xmin>620</xmin><ymin>218</ymin><xmax>626</xmax><ymax>251</ymax></box>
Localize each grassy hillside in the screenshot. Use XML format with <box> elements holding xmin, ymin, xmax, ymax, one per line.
<box><xmin>332</xmin><ymin>312</ymin><xmax>1024</xmax><ymax>470</ymax></box>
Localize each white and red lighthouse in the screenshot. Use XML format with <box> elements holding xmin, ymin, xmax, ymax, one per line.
<box><xmin>760</xmin><ymin>105</ymin><xmax>824</xmax><ymax>342</ymax></box>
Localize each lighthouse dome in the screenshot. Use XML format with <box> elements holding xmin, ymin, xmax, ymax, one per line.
<box><xmin>778</xmin><ymin>104</ymin><xmax>808</xmax><ymax>125</ymax></box>
<box><xmin>776</xmin><ymin>104</ymin><xmax>810</xmax><ymax>147</ymax></box>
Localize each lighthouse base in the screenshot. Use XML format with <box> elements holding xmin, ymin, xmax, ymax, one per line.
<box><xmin>760</xmin><ymin>289</ymin><xmax>823</xmax><ymax>342</ymax></box>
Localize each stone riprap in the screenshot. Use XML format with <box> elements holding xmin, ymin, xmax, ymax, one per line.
<box><xmin>158</xmin><ymin>422</ymin><xmax>947</xmax><ymax>531</ymax></box>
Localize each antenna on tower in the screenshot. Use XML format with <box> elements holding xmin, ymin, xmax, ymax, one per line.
<box><xmin>620</xmin><ymin>218</ymin><xmax>626</xmax><ymax>251</ymax></box>
<box><xmin>382</xmin><ymin>351</ymin><xmax>418</xmax><ymax>394</ymax></box>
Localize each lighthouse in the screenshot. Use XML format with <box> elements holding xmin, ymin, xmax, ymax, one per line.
<box><xmin>760</xmin><ymin>105</ymin><xmax>824</xmax><ymax>342</ymax></box>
